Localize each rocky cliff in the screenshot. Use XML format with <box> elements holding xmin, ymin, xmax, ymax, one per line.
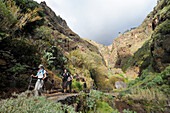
<box><xmin>108</xmin><ymin>12</ymin><xmax>154</xmax><ymax>77</ymax></box>
<box><xmin>87</xmin><ymin>11</ymin><xmax>154</xmax><ymax>78</ymax></box>
<box><xmin>122</xmin><ymin>0</ymin><xmax>170</xmax><ymax>76</ymax></box>
<box><xmin>87</xmin><ymin>0</ymin><xmax>169</xmax><ymax>79</ymax></box>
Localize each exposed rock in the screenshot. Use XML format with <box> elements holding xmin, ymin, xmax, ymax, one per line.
<box><xmin>115</xmin><ymin>81</ymin><xmax>127</xmax><ymax>89</ymax></box>
<box><xmin>40</xmin><ymin>1</ymin><xmax>69</xmax><ymax>29</ymax></box>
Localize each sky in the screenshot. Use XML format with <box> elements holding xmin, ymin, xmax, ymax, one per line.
<box><xmin>35</xmin><ymin>0</ymin><xmax>157</xmax><ymax>45</ymax></box>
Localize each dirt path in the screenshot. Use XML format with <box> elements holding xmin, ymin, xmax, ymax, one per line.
<box><xmin>45</xmin><ymin>90</ymin><xmax>119</xmax><ymax>103</ymax></box>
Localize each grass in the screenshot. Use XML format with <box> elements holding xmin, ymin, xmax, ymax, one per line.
<box><xmin>129</xmin><ymin>87</ymin><xmax>167</xmax><ymax>101</ymax></box>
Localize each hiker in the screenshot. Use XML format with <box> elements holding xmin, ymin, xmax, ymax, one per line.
<box><xmin>62</xmin><ymin>69</ymin><xmax>69</xmax><ymax>94</ymax></box>
<box><xmin>31</xmin><ymin>64</ymin><xmax>47</xmax><ymax>97</ymax></box>
<box><xmin>67</xmin><ymin>73</ymin><xmax>73</xmax><ymax>93</ymax></box>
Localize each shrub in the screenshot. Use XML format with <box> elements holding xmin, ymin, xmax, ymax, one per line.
<box><xmin>72</xmin><ymin>79</ymin><xmax>83</xmax><ymax>91</ymax></box>
<box><xmin>0</xmin><ymin>0</ymin><xmax>44</xmax><ymax>36</ymax></box>
<box><xmin>0</xmin><ymin>0</ymin><xmax>17</xmax><ymax>32</ymax></box>
<box><xmin>153</xmin><ymin>75</ymin><xmax>163</xmax><ymax>85</ymax></box>
<box><xmin>77</xmin><ymin>90</ymin><xmax>118</xmax><ymax>112</ymax></box>
<box><xmin>42</xmin><ymin>45</ymin><xmax>66</xmax><ymax>71</ymax></box>
<box><xmin>159</xmin><ymin>84</ymin><xmax>170</xmax><ymax>94</ymax></box>
<box><xmin>0</xmin><ymin>92</ymin><xmax>76</xmax><ymax>113</ymax></box>
<box><xmin>96</xmin><ymin>101</ymin><xmax>113</xmax><ymax>113</ymax></box>
<box><xmin>160</xmin><ymin>65</ymin><xmax>170</xmax><ymax>84</ymax></box>
<box><xmin>0</xmin><ymin>38</ymin><xmax>41</xmax><ymax>67</ymax></box>
<box><xmin>9</xmin><ymin>63</ymin><xmax>27</xmax><ymax>75</ymax></box>
<box><xmin>14</xmin><ymin>0</ymin><xmax>45</xmax><ymax>33</ymax></box>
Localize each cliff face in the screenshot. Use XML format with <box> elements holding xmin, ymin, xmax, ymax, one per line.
<box><xmin>151</xmin><ymin>0</ymin><xmax>170</xmax><ymax>72</ymax></box>
<box><xmin>119</xmin><ymin>0</ymin><xmax>170</xmax><ymax>76</ymax></box>
<box><xmin>88</xmin><ymin>10</ymin><xmax>154</xmax><ymax>78</ymax></box>
<box><xmin>90</xmin><ymin>0</ymin><xmax>169</xmax><ymax>78</ymax></box>
<box><xmin>109</xmin><ymin>13</ymin><xmax>153</xmax><ymax>76</ymax></box>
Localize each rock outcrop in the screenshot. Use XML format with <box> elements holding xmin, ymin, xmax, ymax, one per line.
<box><xmin>108</xmin><ymin>13</ymin><xmax>153</xmax><ymax>76</ymax></box>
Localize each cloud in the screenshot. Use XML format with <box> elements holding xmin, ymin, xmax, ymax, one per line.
<box><xmin>35</xmin><ymin>0</ymin><xmax>157</xmax><ymax>45</ymax></box>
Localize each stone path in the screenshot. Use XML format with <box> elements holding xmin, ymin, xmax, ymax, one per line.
<box><xmin>46</xmin><ymin>92</ymin><xmax>79</xmax><ymax>103</ymax></box>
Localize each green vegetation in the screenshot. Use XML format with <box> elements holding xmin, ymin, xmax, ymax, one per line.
<box><xmin>122</xmin><ymin>38</ymin><xmax>153</xmax><ymax>73</ymax></box>
<box><xmin>0</xmin><ymin>90</ymin><xmax>140</xmax><ymax>113</ymax></box>
<box><xmin>77</xmin><ymin>90</ymin><xmax>117</xmax><ymax>113</ymax></box>
<box><xmin>0</xmin><ymin>92</ymin><xmax>76</xmax><ymax>113</ymax></box>
<box><xmin>128</xmin><ymin>65</ymin><xmax>170</xmax><ymax>93</ymax></box>
<box><xmin>72</xmin><ymin>79</ymin><xmax>83</xmax><ymax>91</ymax></box>
<box><xmin>69</xmin><ymin>49</ymin><xmax>110</xmax><ymax>90</ymax></box>
<box><xmin>123</xmin><ymin>109</ymin><xmax>136</xmax><ymax>113</ymax></box>
<box><xmin>1</xmin><ymin>38</ymin><xmax>41</xmax><ymax>67</ymax></box>
<box><xmin>0</xmin><ymin>0</ymin><xmax>43</xmax><ymax>37</ymax></box>
<box><xmin>0</xmin><ymin>0</ymin><xmax>17</xmax><ymax>32</ymax></box>
<box><xmin>9</xmin><ymin>63</ymin><xmax>27</xmax><ymax>75</ymax></box>
<box><xmin>118</xmin><ymin>66</ymin><xmax>170</xmax><ymax>112</ymax></box>
<box><xmin>13</xmin><ymin>0</ymin><xmax>45</xmax><ymax>33</ymax></box>
<box><xmin>43</xmin><ymin>45</ymin><xmax>66</xmax><ymax>70</ymax></box>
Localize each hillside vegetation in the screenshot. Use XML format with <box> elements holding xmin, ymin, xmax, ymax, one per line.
<box><xmin>0</xmin><ymin>0</ymin><xmax>169</xmax><ymax>112</ymax></box>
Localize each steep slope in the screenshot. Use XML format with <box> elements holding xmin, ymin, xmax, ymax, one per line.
<box><xmin>38</xmin><ymin>2</ymin><xmax>109</xmax><ymax>89</ymax></box>
<box><xmin>151</xmin><ymin>0</ymin><xmax>170</xmax><ymax>72</ymax></box>
<box><xmin>0</xmin><ymin>0</ymin><xmax>110</xmax><ymax>99</ymax></box>
<box><xmin>123</xmin><ymin>0</ymin><xmax>170</xmax><ymax>75</ymax></box>
<box><xmin>87</xmin><ymin>0</ymin><xmax>169</xmax><ymax>79</ymax></box>
<box><xmin>86</xmin><ymin>11</ymin><xmax>154</xmax><ymax>79</ymax></box>
<box><xmin>109</xmin><ymin>13</ymin><xmax>153</xmax><ymax>77</ymax></box>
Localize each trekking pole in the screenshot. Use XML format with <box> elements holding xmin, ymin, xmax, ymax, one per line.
<box><xmin>27</xmin><ymin>76</ymin><xmax>32</xmax><ymax>90</ymax></box>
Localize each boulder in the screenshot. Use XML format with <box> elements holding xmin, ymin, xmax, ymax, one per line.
<box><xmin>115</xmin><ymin>81</ymin><xmax>127</xmax><ymax>89</ymax></box>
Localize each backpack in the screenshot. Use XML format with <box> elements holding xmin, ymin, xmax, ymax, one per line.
<box><xmin>63</xmin><ymin>72</ymin><xmax>69</xmax><ymax>81</ymax></box>
<box><xmin>44</xmin><ymin>70</ymin><xmax>48</xmax><ymax>82</ymax></box>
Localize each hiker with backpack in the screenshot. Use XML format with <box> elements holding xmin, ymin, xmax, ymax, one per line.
<box><xmin>67</xmin><ymin>73</ymin><xmax>73</xmax><ymax>93</ymax></box>
<box><xmin>31</xmin><ymin>64</ymin><xmax>47</xmax><ymax>96</ymax></box>
<box><xmin>62</xmin><ymin>69</ymin><xmax>70</xmax><ymax>94</ymax></box>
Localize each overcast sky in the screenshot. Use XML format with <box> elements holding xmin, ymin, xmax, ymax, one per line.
<box><xmin>35</xmin><ymin>0</ymin><xmax>157</xmax><ymax>45</ymax></box>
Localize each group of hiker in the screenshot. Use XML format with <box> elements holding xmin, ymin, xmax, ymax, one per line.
<box><xmin>30</xmin><ymin>64</ymin><xmax>73</xmax><ymax>96</ymax></box>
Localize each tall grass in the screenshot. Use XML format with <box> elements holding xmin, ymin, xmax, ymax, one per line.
<box><xmin>130</xmin><ymin>87</ymin><xmax>167</xmax><ymax>101</ymax></box>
